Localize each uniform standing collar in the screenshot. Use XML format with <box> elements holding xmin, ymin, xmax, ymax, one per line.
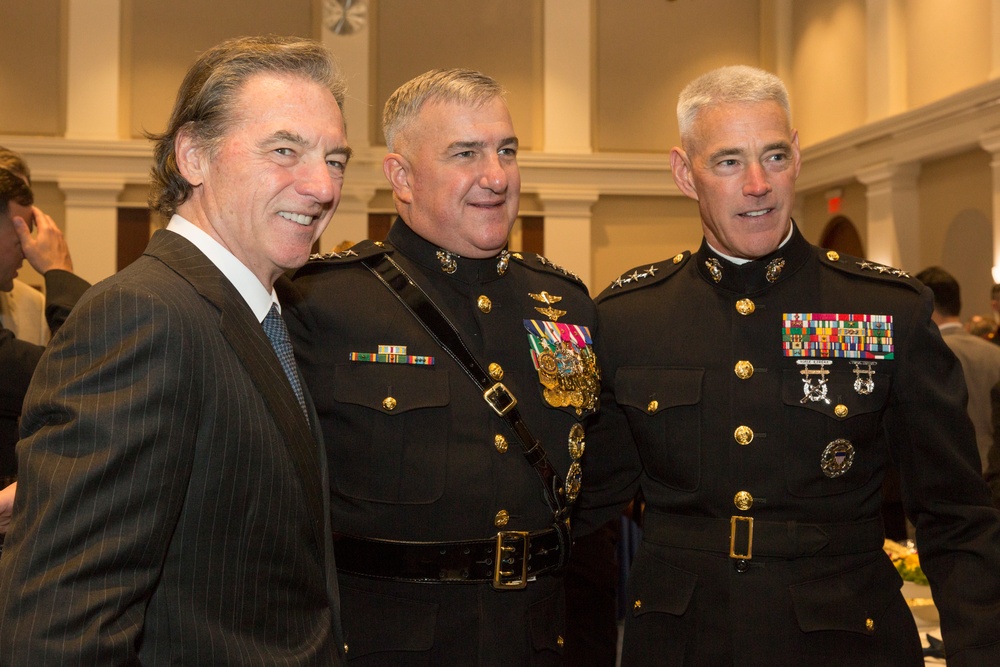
<box><xmin>386</xmin><ymin>217</ymin><xmax>510</xmax><ymax>285</ymax></box>
<box><xmin>694</xmin><ymin>220</ymin><xmax>812</xmax><ymax>294</ymax></box>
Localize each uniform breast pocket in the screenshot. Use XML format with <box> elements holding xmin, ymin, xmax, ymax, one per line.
<box><xmin>781</xmin><ymin>368</ymin><xmax>892</xmax><ymax>498</ymax></box>
<box><xmin>330</xmin><ymin>364</ymin><xmax>451</xmax><ymax>504</ymax></box>
<box><xmin>614</xmin><ymin>367</ymin><xmax>704</xmax><ymax>492</ymax></box>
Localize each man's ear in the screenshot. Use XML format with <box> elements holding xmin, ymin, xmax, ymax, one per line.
<box><xmin>175</xmin><ymin>127</ymin><xmax>206</xmax><ymax>187</ymax></box>
<box><xmin>670</xmin><ymin>147</ymin><xmax>699</xmax><ymax>201</ymax></box>
<box><xmin>790</xmin><ymin>129</ymin><xmax>802</xmax><ymax>180</ymax></box>
<box><xmin>383</xmin><ymin>153</ymin><xmax>413</xmax><ymax>205</ymax></box>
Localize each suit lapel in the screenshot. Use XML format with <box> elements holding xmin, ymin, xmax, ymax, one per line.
<box><xmin>144</xmin><ymin>230</ymin><xmax>328</xmax><ymax>552</ymax></box>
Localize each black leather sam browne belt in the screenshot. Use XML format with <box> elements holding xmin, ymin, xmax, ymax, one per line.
<box><xmin>334</xmin><ymin>529</ymin><xmax>564</xmax><ymax>588</ymax></box>
<box><xmin>333</xmin><ymin>252</ymin><xmax>573</xmax><ymax>590</ymax></box>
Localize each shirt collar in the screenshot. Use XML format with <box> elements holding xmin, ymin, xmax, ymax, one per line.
<box><xmin>705</xmin><ymin>221</ymin><xmax>795</xmax><ymax>266</ymax></box>
<box><xmin>166</xmin><ymin>214</ymin><xmax>278</xmax><ymax>322</ymax></box>
<box><xmin>695</xmin><ymin>219</ymin><xmax>809</xmax><ymax>294</ymax></box>
<box><xmin>387</xmin><ymin>217</ymin><xmax>510</xmax><ymax>285</ymax></box>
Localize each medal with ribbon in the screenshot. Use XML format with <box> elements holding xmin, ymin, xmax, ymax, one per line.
<box><xmin>524</xmin><ymin>319</ymin><xmax>600</xmax><ymax>415</ymax></box>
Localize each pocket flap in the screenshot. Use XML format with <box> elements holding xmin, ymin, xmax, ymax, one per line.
<box><xmin>628</xmin><ymin>550</ymin><xmax>698</xmax><ymax>617</ymax></box>
<box><xmin>333</xmin><ymin>364</ymin><xmax>449</xmax><ymax>414</ymax></box>
<box><xmin>341</xmin><ymin>586</ymin><xmax>438</xmax><ymax>657</ymax></box>
<box><xmin>789</xmin><ymin>555</ymin><xmax>902</xmax><ymax>634</ymax></box>
<box><xmin>614</xmin><ymin>367</ymin><xmax>704</xmax><ymax>412</ymax></box>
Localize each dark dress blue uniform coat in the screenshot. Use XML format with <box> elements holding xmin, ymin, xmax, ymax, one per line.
<box><xmin>587</xmin><ymin>224</ymin><xmax>1000</xmax><ymax>667</ymax></box>
<box><xmin>282</xmin><ymin>219</ymin><xmax>601</xmax><ymax>666</ymax></box>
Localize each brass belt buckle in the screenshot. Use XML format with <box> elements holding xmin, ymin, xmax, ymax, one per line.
<box><xmin>483</xmin><ymin>382</ymin><xmax>517</xmax><ymax>416</ymax></box>
<box><xmin>493</xmin><ymin>530</ymin><xmax>529</xmax><ymax>590</ymax></box>
<box><xmin>729</xmin><ymin>516</ymin><xmax>753</xmax><ymax>559</ymax></box>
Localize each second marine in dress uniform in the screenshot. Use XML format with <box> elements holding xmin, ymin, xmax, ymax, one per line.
<box><xmin>583</xmin><ymin>65</ymin><xmax>1000</xmax><ymax>666</ymax></box>
<box><xmin>280</xmin><ymin>69</ymin><xmax>600</xmax><ymax>665</ymax></box>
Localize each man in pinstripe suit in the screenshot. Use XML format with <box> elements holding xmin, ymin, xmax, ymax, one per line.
<box><xmin>0</xmin><ymin>36</ymin><xmax>351</xmax><ymax>665</ymax></box>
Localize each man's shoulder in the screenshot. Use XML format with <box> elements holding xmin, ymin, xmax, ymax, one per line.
<box><xmin>509</xmin><ymin>252</ymin><xmax>590</xmax><ymax>294</ymax></box>
<box><xmin>292</xmin><ymin>240</ymin><xmax>391</xmax><ymax>280</ymax></box>
<box><xmin>944</xmin><ymin>327</ymin><xmax>1000</xmax><ymax>361</ymax></box>
<box><xmin>594</xmin><ymin>251</ymin><xmax>692</xmax><ymax>305</ymax></box>
<box><xmin>817</xmin><ymin>249</ymin><xmax>924</xmax><ymax>295</ymax></box>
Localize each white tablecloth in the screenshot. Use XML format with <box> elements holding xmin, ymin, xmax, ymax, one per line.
<box><xmin>902</xmin><ymin>581</ymin><xmax>945</xmax><ymax>665</ymax></box>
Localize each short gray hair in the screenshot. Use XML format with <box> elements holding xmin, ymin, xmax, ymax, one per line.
<box><xmin>383</xmin><ymin>68</ymin><xmax>505</xmax><ymax>152</ymax></box>
<box><xmin>677</xmin><ymin>65</ymin><xmax>791</xmax><ymax>145</ymax></box>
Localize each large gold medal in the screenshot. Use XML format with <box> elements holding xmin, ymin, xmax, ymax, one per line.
<box><xmin>525</xmin><ymin>320</ymin><xmax>600</xmax><ymax>415</ymax></box>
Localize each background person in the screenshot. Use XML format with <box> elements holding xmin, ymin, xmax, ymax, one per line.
<box><xmin>0</xmin><ymin>161</ymin><xmax>89</xmax><ymax>497</ymax></box>
<box><xmin>917</xmin><ymin>266</ymin><xmax>1000</xmax><ymax>473</ymax></box>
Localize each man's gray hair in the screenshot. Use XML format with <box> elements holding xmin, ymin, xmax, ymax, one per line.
<box><xmin>148</xmin><ymin>35</ymin><xmax>346</xmax><ymax>217</ymax></box>
<box><xmin>677</xmin><ymin>65</ymin><xmax>791</xmax><ymax>145</ymax></box>
<box><xmin>383</xmin><ymin>68</ymin><xmax>505</xmax><ymax>152</ymax></box>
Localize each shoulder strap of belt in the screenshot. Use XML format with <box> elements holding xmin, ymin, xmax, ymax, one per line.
<box><xmin>361</xmin><ymin>253</ymin><xmax>571</xmax><ymax>556</ymax></box>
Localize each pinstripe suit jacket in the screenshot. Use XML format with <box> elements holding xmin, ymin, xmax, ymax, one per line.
<box><xmin>0</xmin><ymin>230</ymin><xmax>343</xmax><ymax>665</ymax></box>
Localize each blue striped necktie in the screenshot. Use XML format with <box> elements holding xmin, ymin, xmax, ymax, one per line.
<box><xmin>262</xmin><ymin>303</ymin><xmax>309</xmax><ymax>422</ymax></box>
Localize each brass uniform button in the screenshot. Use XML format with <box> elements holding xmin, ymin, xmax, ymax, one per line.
<box><xmin>735</xmin><ymin>298</ymin><xmax>755</xmax><ymax>316</ymax></box>
<box><xmin>488</xmin><ymin>362</ymin><xmax>504</xmax><ymax>381</ymax></box>
<box><xmin>672</xmin><ymin>253</ymin><xmax>684</xmax><ymax>264</ymax></box>
<box><xmin>734</xmin><ymin>425</ymin><xmax>754</xmax><ymax>445</ymax></box>
<box><xmin>734</xmin><ymin>490</ymin><xmax>753</xmax><ymax>511</ymax></box>
<box><xmin>633</xmin><ymin>599</ymin><xmax>642</xmax><ymax>610</ymax></box>
<box><xmin>494</xmin><ymin>434</ymin><xmax>508</xmax><ymax>453</ymax></box>
<box><xmin>494</xmin><ymin>509</ymin><xmax>510</xmax><ymax>527</ymax></box>
<box><xmin>734</xmin><ymin>360</ymin><xmax>754</xmax><ymax>380</ymax></box>
<box><xmin>382</xmin><ymin>396</ymin><xmax>397</xmax><ymax>411</ymax></box>
<box><xmin>477</xmin><ymin>295</ymin><xmax>492</xmax><ymax>313</ymax></box>
<box><xmin>865</xmin><ymin>618</ymin><xmax>875</xmax><ymax>632</ymax></box>
<box><xmin>647</xmin><ymin>400</ymin><xmax>659</xmax><ymax>414</ymax></box>
<box><xmin>827</xmin><ymin>250</ymin><xmax>840</xmax><ymax>261</ymax></box>
<box><xmin>344</xmin><ymin>643</ymin><xmax>349</xmax><ymax>654</ymax></box>
<box><xmin>835</xmin><ymin>404</ymin><xmax>849</xmax><ymax>418</ymax></box>
<box><xmin>556</xmin><ymin>636</ymin><xmax>564</xmax><ymax>648</ymax></box>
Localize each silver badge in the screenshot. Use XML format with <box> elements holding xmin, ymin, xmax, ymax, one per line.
<box><xmin>796</xmin><ymin>359</ymin><xmax>833</xmax><ymax>404</ymax></box>
<box><xmin>766</xmin><ymin>257</ymin><xmax>786</xmax><ymax>283</ymax></box>
<box><xmin>706</xmin><ymin>258</ymin><xmax>723</xmax><ymax>283</ymax></box>
<box><xmin>496</xmin><ymin>250</ymin><xmax>510</xmax><ymax>276</ymax></box>
<box><xmin>436</xmin><ymin>249</ymin><xmax>458</xmax><ymax>274</ymax></box>
<box><xmin>821</xmin><ymin>439</ymin><xmax>855</xmax><ymax>478</ymax></box>
<box><xmin>851</xmin><ymin>361</ymin><xmax>877</xmax><ymax>395</ymax></box>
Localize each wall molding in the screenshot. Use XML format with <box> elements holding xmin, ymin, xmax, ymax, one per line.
<box><xmin>4</xmin><ymin>78</ymin><xmax>1000</xmax><ymax>203</ymax></box>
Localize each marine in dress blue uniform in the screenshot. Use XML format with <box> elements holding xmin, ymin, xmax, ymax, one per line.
<box><xmin>283</xmin><ymin>220</ymin><xmax>599</xmax><ymax>665</ymax></box>
<box><xmin>582</xmin><ymin>65</ymin><xmax>1000</xmax><ymax>667</ymax></box>
<box><xmin>280</xmin><ymin>69</ymin><xmax>603</xmax><ymax>665</ymax></box>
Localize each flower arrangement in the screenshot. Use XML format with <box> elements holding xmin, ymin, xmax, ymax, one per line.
<box><xmin>884</xmin><ymin>539</ymin><xmax>929</xmax><ymax>586</ymax></box>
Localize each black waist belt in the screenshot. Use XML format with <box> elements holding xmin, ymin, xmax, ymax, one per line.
<box><xmin>642</xmin><ymin>510</ymin><xmax>885</xmax><ymax>559</ymax></box>
<box><xmin>333</xmin><ymin>529</ymin><xmax>563</xmax><ymax>590</ymax></box>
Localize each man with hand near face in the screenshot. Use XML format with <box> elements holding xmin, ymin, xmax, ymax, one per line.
<box><xmin>0</xmin><ymin>159</ymin><xmax>89</xmax><ymax>525</ymax></box>
<box><xmin>281</xmin><ymin>69</ymin><xmax>600</xmax><ymax>665</ymax></box>
<box><xmin>0</xmin><ymin>35</ymin><xmax>351</xmax><ymax>665</ymax></box>
<box><xmin>587</xmin><ymin>65</ymin><xmax>1000</xmax><ymax>666</ymax></box>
